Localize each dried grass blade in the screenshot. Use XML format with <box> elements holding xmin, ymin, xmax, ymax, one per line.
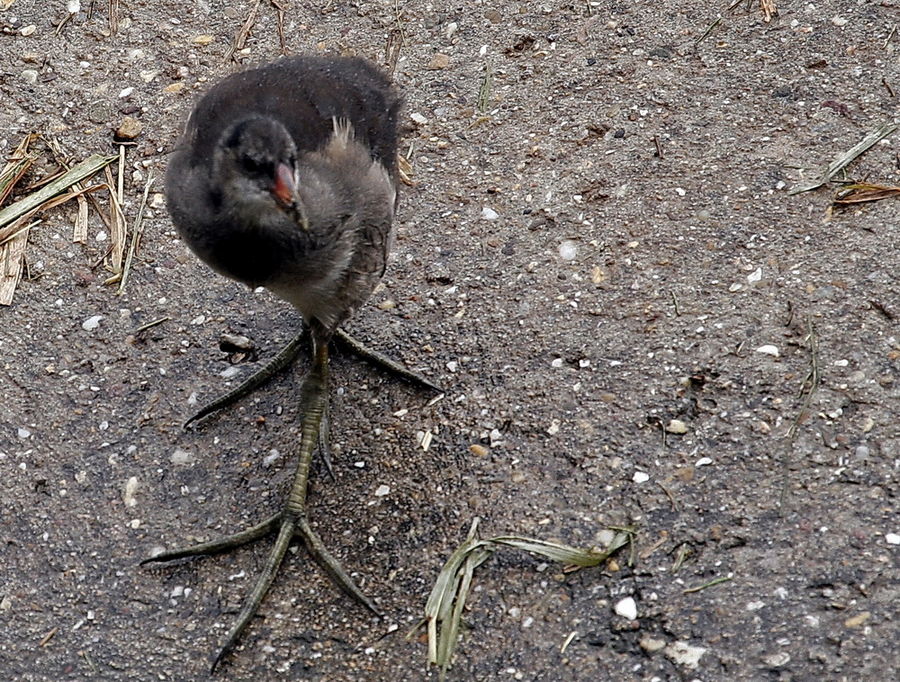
<box><xmin>397</xmin><ymin>153</ymin><xmax>415</xmax><ymax>187</ymax></box>
<box><xmin>489</xmin><ymin>535</ymin><xmax>616</xmax><ymax>566</ymax></box>
<box><xmin>0</xmin><ymin>153</ymin><xmax>116</xmax><ymax>232</ymax></box>
<box><xmin>42</xmin><ymin>137</ymin><xmax>87</xmax><ymax>242</ymax></box>
<box><xmin>424</xmin><ymin>519</ymin><xmax>483</xmax><ymax>620</ymax></box>
<box><xmin>0</xmin><ymin>221</ymin><xmax>32</xmax><ymax>305</ymax></box>
<box><xmin>104</xmin><ymin>166</ymin><xmax>126</xmax><ymax>274</ymax></box>
<box><xmin>419</xmin><ymin>521</ymin><xmax>634</xmax><ymax>677</ymax></box>
<box><xmin>790</xmin><ymin>122</ymin><xmax>899</xmax><ymax>194</ymax></box>
<box><xmin>437</xmin><ymin>547</ymin><xmax>490</xmax><ymax>680</ymax></box>
<box><xmin>832</xmin><ymin>182</ymin><xmax>900</xmax><ymax>205</ymax></box>
<box><xmin>117</xmin><ymin>174</ymin><xmax>154</xmax><ymax>294</ymax></box>
<box><xmin>0</xmin><ymin>135</ymin><xmax>37</xmax><ymax>205</ymax></box>
<box><xmin>73</xmin><ymin>190</ymin><xmax>89</xmax><ymax>243</ymax></box>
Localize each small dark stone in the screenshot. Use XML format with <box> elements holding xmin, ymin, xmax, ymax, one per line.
<box><xmin>586</xmin><ymin>57</ymin><xmax>597</xmax><ymax>66</ymax></box>
<box><xmin>773</xmin><ymin>85</ymin><xmax>792</xmax><ymax>98</ymax></box>
<box><xmin>613</xmin><ymin>128</ymin><xmax>626</xmax><ymax>138</ymax></box>
<box><xmin>649</xmin><ymin>46</ymin><xmax>673</xmax><ymax>59</ymax></box>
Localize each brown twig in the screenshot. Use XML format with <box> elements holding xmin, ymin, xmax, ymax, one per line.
<box><xmin>779</xmin><ymin>320</ymin><xmax>819</xmax><ymax>512</ymax></box>
<box><xmin>39</xmin><ymin>626</ymin><xmax>59</xmax><ymax>647</ymax></box>
<box><xmin>695</xmin><ymin>16</ymin><xmax>723</xmax><ymax>45</ymax></box>
<box><xmin>270</xmin><ymin>0</ymin><xmax>288</xmax><ymax>55</ymax></box>
<box><xmin>117</xmin><ymin>174</ymin><xmax>154</xmax><ymax>295</ymax></box>
<box><xmin>133</xmin><ymin>316</ymin><xmax>170</xmax><ymax>335</ymax></box>
<box><xmin>225</xmin><ymin>0</ymin><xmax>262</xmax><ymax>63</ymax></box>
<box><xmin>109</xmin><ymin>0</ymin><xmax>119</xmax><ymax>34</ymax></box>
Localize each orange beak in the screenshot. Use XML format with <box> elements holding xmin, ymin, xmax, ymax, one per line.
<box><xmin>272</xmin><ymin>163</ymin><xmax>296</xmax><ymax>207</ymax></box>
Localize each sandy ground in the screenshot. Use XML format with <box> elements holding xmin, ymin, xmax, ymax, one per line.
<box><xmin>1</xmin><ymin>1</ymin><xmax>898</xmax><ymax>680</ymax></box>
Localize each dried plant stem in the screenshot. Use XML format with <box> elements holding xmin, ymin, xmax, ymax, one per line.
<box><xmin>779</xmin><ymin>320</ymin><xmax>819</xmax><ymax>512</ymax></box>
<box><xmin>0</xmin><ymin>153</ymin><xmax>115</xmax><ymax>233</ymax></box>
<box><xmin>117</xmin><ymin>174</ymin><xmax>154</xmax><ymax>294</ymax></box>
<box><xmin>790</xmin><ymin>122</ymin><xmax>899</xmax><ymax>194</ymax></box>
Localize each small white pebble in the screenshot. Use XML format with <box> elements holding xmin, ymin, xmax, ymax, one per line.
<box><xmin>262</xmin><ymin>449</ymin><xmax>281</xmax><ymax>468</ymax></box>
<box><xmin>558</xmin><ymin>239</ymin><xmax>578</xmax><ymax>261</ymax></box>
<box><xmin>755</xmin><ymin>344</ymin><xmax>780</xmax><ymax>357</ymax></box>
<box><xmin>614</xmin><ymin>596</ymin><xmax>637</xmax><ymax>620</ymax></box>
<box><xmin>410</xmin><ymin>112</ymin><xmax>428</xmax><ymax>125</ymax></box>
<box><xmin>480</xmin><ymin>206</ymin><xmax>498</xmax><ymax>221</ymax></box>
<box><xmin>632</xmin><ymin>471</ymin><xmax>650</xmax><ymax>484</ymax></box>
<box><xmin>886</xmin><ymin>533</ymin><xmax>900</xmax><ymax>545</ymax></box>
<box><xmin>695</xmin><ymin>457</ymin><xmax>713</xmax><ymax>467</ymax></box>
<box><xmin>82</xmin><ymin>315</ymin><xmax>104</xmax><ymax>331</ymax></box>
<box><xmin>123</xmin><ymin>476</ymin><xmax>139</xmax><ymax>506</ymax></box>
<box><xmin>170</xmin><ymin>448</ymin><xmax>194</xmax><ymax>465</ymax></box>
<box><xmin>17</xmin><ymin>427</ymin><xmax>31</xmax><ymax>439</ymax></box>
<box><xmin>374</xmin><ymin>484</ymin><xmax>390</xmax><ymax>497</ymax></box>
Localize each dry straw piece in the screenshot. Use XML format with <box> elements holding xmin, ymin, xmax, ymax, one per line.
<box><xmin>411</xmin><ymin>518</ymin><xmax>633</xmax><ymax>680</ymax></box>
<box><xmin>0</xmin><ymin>139</ymin><xmax>115</xmax><ymax>305</ymax></box>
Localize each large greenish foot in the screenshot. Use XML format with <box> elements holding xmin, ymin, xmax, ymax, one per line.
<box><xmin>185</xmin><ymin>325</ymin><xmax>441</xmax><ymax>429</ymax></box>
<box><xmin>144</xmin><ymin>329</ymin><xmax>378</xmax><ymax>672</ymax></box>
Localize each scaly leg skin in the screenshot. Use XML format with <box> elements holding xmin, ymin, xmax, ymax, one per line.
<box><xmin>144</xmin><ymin>328</ymin><xmax>377</xmax><ymax>673</ymax></box>
<box><xmin>184</xmin><ymin>331</ymin><xmax>307</xmax><ymax>428</ymax></box>
<box><xmin>334</xmin><ymin>327</ymin><xmax>443</xmax><ymax>393</ymax></box>
<box><xmin>185</xmin><ymin>325</ymin><xmax>441</xmax><ymax>430</ymax></box>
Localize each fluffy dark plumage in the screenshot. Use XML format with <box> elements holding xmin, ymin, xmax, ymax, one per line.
<box><xmin>165</xmin><ymin>55</ymin><xmax>403</xmax><ymax>331</ymax></box>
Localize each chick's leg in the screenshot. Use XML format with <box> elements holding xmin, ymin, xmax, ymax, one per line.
<box><xmin>143</xmin><ymin>324</ymin><xmax>376</xmax><ymax>672</ymax></box>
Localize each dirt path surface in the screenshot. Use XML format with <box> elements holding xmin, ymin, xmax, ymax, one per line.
<box><xmin>1</xmin><ymin>1</ymin><xmax>898</xmax><ymax>680</ymax></box>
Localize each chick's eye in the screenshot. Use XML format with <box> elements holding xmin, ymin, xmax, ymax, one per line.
<box><xmin>241</xmin><ymin>156</ymin><xmax>266</xmax><ymax>175</ymax></box>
